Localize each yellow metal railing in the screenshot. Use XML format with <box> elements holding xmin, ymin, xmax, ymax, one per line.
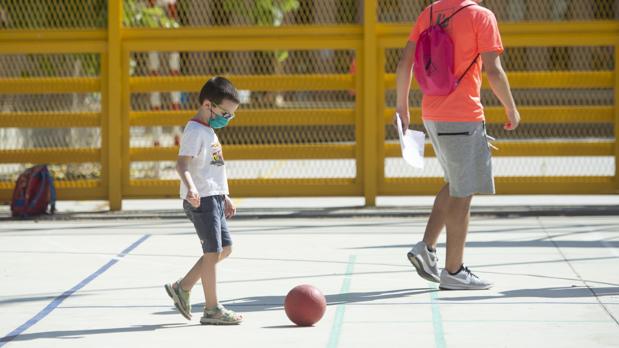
<box><xmin>0</xmin><ymin>31</ymin><xmax>107</xmax><ymax>202</ymax></box>
<box><xmin>0</xmin><ymin>0</ymin><xmax>617</xmax><ymax>210</ymax></box>
<box><xmin>120</xmin><ymin>34</ymin><xmax>363</xmax><ymax>205</ymax></box>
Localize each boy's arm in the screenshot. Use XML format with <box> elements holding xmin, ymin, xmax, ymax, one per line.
<box><xmin>481</xmin><ymin>51</ymin><xmax>520</xmax><ymax>130</ymax></box>
<box><xmin>176</xmin><ymin>156</ymin><xmax>200</xmax><ymax>207</ymax></box>
<box><xmin>395</xmin><ymin>40</ymin><xmax>416</xmax><ymax>130</ymax></box>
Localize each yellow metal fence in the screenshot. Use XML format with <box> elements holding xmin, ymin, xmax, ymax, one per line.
<box><xmin>0</xmin><ymin>0</ymin><xmax>617</xmax><ymax>210</ymax></box>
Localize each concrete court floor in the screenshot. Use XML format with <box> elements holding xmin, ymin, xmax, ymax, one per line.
<box><xmin>0</xmin><ymin>214</ymin><xmax>618</xmax><ymax>348</ymax></box>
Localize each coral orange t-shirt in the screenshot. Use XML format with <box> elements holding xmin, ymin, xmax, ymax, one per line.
<box><xmin>409</xmin><ymin>0</ymin><xmax>504</xmax><ymax>122</ymax></box>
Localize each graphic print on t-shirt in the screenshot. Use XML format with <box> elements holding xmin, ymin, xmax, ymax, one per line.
<box><xmin>210</xmin><ymin>142</ymin><xmax>225</xmax><ymax>166</ymax></box>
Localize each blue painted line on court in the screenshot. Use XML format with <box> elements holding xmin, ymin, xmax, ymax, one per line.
<box><xmin>0</xmin><ymin>234</ymin><xmax>151</xmax><ymax>347</ymax></box>
<box><xmin>429</xmin><ymin>283</ymin><xmax>446</xmax><ymax>348</ymax></box>
<box><xmin>326</xmin><ymin>255</ymin><xmax>356</xmax><ymax>348</ymax></box>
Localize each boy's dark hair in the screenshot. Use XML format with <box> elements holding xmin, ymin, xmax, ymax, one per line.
<box><xmin>198</xmin><ymin>76</ymin><xmax>240</xmax><ymax>105</ymax></box>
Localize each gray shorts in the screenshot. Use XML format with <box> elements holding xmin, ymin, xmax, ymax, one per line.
<box><xmin>424</xmin><ymin>120</ymin><xmax>495</xmax><ymax>197</ymax></box>
<box><xmin>183</xmin><ymin>195</ymin><xmax>232</xmax><ymax>253</ymax></box>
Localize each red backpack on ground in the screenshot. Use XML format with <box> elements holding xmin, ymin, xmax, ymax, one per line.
<box><xmin>11</xmin><ymin>165</ymin><xmax>56</xmax><ymax>218</ymax></box>
<box><xmin>414</xmin><ymin>3</ymin><xmax>480</xmax><ymax>96</ymax></box>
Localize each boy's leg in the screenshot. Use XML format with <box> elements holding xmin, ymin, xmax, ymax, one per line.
<box><xmin>423</xmin><ymin>121</ymin><xmax>493</xmax><ymax>289</ymax></box>
<box><xmin>199</xmin><ymin>248</ymin><xmax>241</xmax><ymax>325</ymax></box>
<box><xmin>407</xmin><ymin>121</ymin><xmax>447</xmax><ymax>282</ymax></box>
<box><xmin>202</xmin><ymin>252</ymin><xmax>220</xmax><ymax>309</ymax></box>
<box><xmin>444</xmin><ymin>195</ymin><xmax>473</xmax><ymax>273</ymax></box>
<box><xmin>164</xmin><ymin>200</ymin><xmax>205</xmax><ymax>320</ymax></box>
<box><xmin>407</xmin><ymin>184</ymin><xmax>449</xmax><ymax>283</ymax></box>
<box><xmin>422</xmin><ymin>183</ymin><xmax>450</xmax><ymax>247</ymax></box>
<box><xmin>180</xmin><ymin>256</ymin><xmax>203</xmax><ymax>291</ymax></box>
<box><xmin>190</xmin><ymin>196</ymin><xmax>242</xmax><ymax>324</ymax></box>
<box><xmin>439</xmin><ymin>193</ymin><xmax>491</xmax><ymax>290</ymax></box>
<box><xmin>201</xmin><ymin>246</ymin><xmax>232</xmax><ymax>308</ymax></box>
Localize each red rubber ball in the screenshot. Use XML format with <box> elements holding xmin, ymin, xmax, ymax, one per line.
<box><xmin>284</xmin><ymin>284</ymin><xmax>327</xmax><ymax>326</ymax></box>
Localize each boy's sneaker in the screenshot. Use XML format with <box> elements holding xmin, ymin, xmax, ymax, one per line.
<box><xmin>200</xmin><ymin>304</ymin><xmax>243</xmax><ymax>325</ymax></box>
<box><xmin>407</xmin><ymin>241</ymin><xmax>440</xmax><ymax>283</ymax></box>
<box><xmin>164</xmin><ymin>280</ymin><xmax>192</xmax><ymax>320</ymax></box>
<box><xmin>439</xmin><ymin>266</ymin><xmax>492</xmax><ymax>290</ymax></box>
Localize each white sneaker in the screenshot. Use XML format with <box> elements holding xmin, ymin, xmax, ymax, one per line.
<box><xmin>407</xmin><ymin>241</ymin><xmax>440</xmax><ymax>283</ymax></box>
<box><xmin>439</xmin><ymin>266</ymin><xmax>492</xmax><ymax>290</ymax></box>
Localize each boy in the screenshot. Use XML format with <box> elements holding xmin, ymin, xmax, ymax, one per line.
<box><xmin>165</xmin><ymin>76</ymin><xmax>243</xmax><ymax>324</ymax></box>
<box><xmin>395</xmin><ymin>0</ymin><xmax>520</xmax><ymax>289</ymax></box>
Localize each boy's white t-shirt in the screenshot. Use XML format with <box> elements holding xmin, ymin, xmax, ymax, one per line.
<box><xmin>178</xmin><ymin>120</ymin><xmax>229</xmax><ymax>199</ymax></box>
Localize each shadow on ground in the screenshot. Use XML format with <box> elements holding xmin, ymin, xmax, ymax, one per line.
<box><xmin>153</xmin><ymin>288</ymin><xmax>437</xmax><ymax>317</ymax></box>
<box><xmin>0</xmin><ymin>323</ymin><xmax>197</xmax><ymax>343</ymax></box>
<box><xmin>438</xmin><ymin>286</ymin><xmax>619</xmax><ymax>301</ymax></box>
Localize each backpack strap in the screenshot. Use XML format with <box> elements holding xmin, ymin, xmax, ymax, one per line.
<box><xmin>441</xmin><ymin>3</ymin><xmax>480</xmax><ymax>84</ymax></box>
<box><xmin>458</xmin><ymin>54</ymin><xmax>480</xmax><ymax>83</ymax></box>
<box><xmin>440</xmin><ymin>3</ymin><xmax>477</xmax><ymax>26</ymax></box>
<box><xmin>424</xmin><ymin>3</ymin><xmax>480</xmax><ymax>86</ymax></box>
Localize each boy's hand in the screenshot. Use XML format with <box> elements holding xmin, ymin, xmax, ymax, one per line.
<box><xmin>394</xmin><ymin>108</ymin><xmax>410</xmax><ymax>131</ymax></box>
<box><xmin>186</xmin><ymin>188</ymin><xmax>200</xmax><ymax>208</ymax></box>
<box><xmin>504</xmin><ymin>108</ymin><xmax>520</xmax><ymax>131</ymax></box>
<box><xmin>224</xmin><ymin>196</ymin><xmax>236</xmax><ymax>219</ymax></box>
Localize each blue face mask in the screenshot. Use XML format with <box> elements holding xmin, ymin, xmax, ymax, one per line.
<box><xmin>208</xmin><ymin>115</ymin><xmax>230</xmax><ymax>129</ymax></box>
<box><xmin>208</xmin><ymin>103</ymin><xmax>235</xmax><ymax>129</ymax></box>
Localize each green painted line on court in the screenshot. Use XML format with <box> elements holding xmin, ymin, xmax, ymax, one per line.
<box><xmin>429</xmin><ymin>284</ymin><xmax>446</xmax><ymax>348</ymax></box>
<box><xmin>326</xmin><ymin>255</ymin><xmax>356</xmax><ymax>348</ymax></box>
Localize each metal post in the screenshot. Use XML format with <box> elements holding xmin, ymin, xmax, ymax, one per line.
<box><xmin>106</xmin><ymin>0</ymin><xmax>123</xmax><ymax>210</ymax></box>
<box><xmin>615</xmin><ymin>44</ymin><xmax>619</xmax><ymax>192</ymax></box>
<box><xmin>362</xmin><ymin>0</ymin><xmax>378</xmax><ymax>206</ymax></box>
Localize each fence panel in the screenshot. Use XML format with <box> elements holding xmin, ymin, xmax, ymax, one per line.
<box><xmin>0</xmin><ymin>0</ymin><xmax>617</xmax><ymax>208</ymax></box>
